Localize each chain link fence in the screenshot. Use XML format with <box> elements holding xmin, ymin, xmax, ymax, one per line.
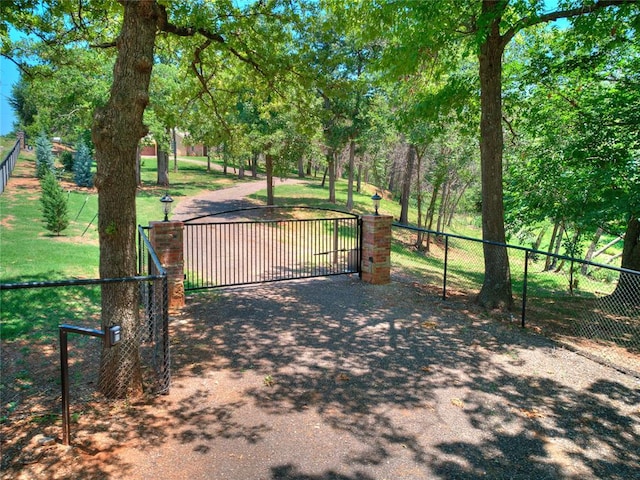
<box><xmin>392</xmin><ymin>224</ymin><xmax>640</xmax><ymax>376</ymax></box>
<box><xmin>0</xmin><ymin>227</ymin><xmax>168</xmax><ymax>427</ymax></box>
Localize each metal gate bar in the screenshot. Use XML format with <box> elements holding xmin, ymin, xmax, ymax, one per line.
<box><xmin>184</xmin><ymin>210</ymin><xmax>361</xmax><ymax>290</ymax></box>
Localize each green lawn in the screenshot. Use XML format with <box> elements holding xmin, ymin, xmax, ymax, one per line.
<box><xmin>0</xmin><ymin>152</ymin><xmax>247</xmax><ymax>281</ymax></box>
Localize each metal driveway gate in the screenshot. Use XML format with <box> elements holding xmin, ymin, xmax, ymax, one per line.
<box><xmin>183</xmin><ymin>206</ymin><xmax>361</xmax><ymax>290</ymax></box>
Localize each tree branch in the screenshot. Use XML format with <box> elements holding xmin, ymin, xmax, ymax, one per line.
<box><xmin>502</xmin><ymin>0</ymin><xmax>636</xmax><ymax>47</ymax></box>
<box><xmin>155</xmin><ymin>1</ymin><xmax>266</xmax><ymax>76</ymax></box>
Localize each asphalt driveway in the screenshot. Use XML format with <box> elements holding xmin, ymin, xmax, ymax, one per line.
<box><xmin>108</xmin><ymin>276</ymin><xmax>640</xmax><ymax>480</ymax></box>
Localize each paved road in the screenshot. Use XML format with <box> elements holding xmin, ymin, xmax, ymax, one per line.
<box><xmin>172</xmin><ymin>175</ymin><xmax>308</xmax><ymax>221</ymax></box>
<box><xmin>110</xmin><ymin>277</ymin><xmax>640</xmax><ymax>480</ymax></box>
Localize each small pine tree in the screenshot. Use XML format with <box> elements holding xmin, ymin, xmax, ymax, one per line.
<box><xmin>40</xmin><ymin>171</ymin><xmax>69</xmax><ymax>235</ymax></box>
<box><xmin>73</xmin><ymin>141</ymin><xmax>94</xmax><ymax>187</ymax></box>
<box><xmin>60</xmin><ymin>151</ymin><xmax>74</xmax><ymax>172</ymax></box>
<box><xmin>35</xmin><ymin>133</ymin><xmax>55</xmax><ymax>179</ymax></box>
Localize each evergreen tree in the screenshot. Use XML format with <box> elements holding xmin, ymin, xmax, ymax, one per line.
<box><xmin>35</xmin><ymin>133</ymin><xmax>55</xmax><ymax>179</ymax></box>
<box><xmin>40</xmin><ymin>171</ymin><xmax>69</xmax><ymax>235</ymax></box>
<box><xmin>73</xmin><ymin>140</ymin><xmax>94</xmax><ymax>187</ymax></box>
<box><xmin>60</xmin><ymin>151</ymin><xmax>74</xmax><ymax>172</ymax></box>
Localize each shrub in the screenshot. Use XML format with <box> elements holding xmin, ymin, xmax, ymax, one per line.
<box><xmin>40</xmin><ymin>171</ymin><xmax>69</xmax><ymax>235</ymax></box>
<box><xmin>73</xmin><ymin>141</ymin><xmax>94</xmax><ymax>187</ymax></box>
<box><xmin>35</xmin><ymin>133</ymin><xmax>55</xmax><ymax>179</ymax></box>
<box><xmin>60</xmin><ymin>151</ymin><xmax>74</xmax><ymax>172</ymax></box>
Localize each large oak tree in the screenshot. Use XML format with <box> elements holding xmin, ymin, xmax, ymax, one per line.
<box><xmin>5</xmin><ymin>0</ymin><xmax>298</xmax><ymax>397</ymax></box>
<box><xmin>353</xmin><ymin>0</ymin><xmax>637</xmax><ymax>308</ymax></box>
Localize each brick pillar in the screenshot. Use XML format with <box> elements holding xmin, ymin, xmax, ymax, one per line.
<box><xmin>361</xmin><ymin>215</ymin><xmax>392</xmax><ymax>285</ymax></box>
<box><xmin>149</xmin><ymin>221</ymin><xmax>185</xmax><ymax>309</ymax></box>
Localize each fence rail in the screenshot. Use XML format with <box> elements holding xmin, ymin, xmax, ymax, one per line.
<box><xmin>0</xmin><ymin>228</ymin><xmax>169</xmax><ymax>440</ymax></box>
<box><xmin>1</xmin><ymin>139</ymin><xmax>20</xmax><ymax>194</ymax></box>
<box><xmin>392</xmin><ymin>223</ymin><xmax>640</xmax><ymax>376</ymax></box>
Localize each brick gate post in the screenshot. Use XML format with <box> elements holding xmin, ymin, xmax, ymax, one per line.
<box><xmin>361</xmin><ymin>215</ymin><xmax>392</xmax><ymax>285</ymax></box>
<box><xmin>149</xmin><ymin>221</ymin><xmax>185</xmax><ymax>309</ymax></box>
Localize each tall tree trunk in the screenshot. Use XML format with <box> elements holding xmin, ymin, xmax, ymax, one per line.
<box><xmin>424</xmin><ymin>183</ymin><xmax>440</xmax><ymax>253</ymax></box>
<box><xmin>265</xmin><ymin>153</ymin><xmax>274</xmax><ymax>205</ymax></box>
<box><xmin>387</xmin><ymin>155</ymin><xmax>397</xmax><ymax>192</ymax></box>
<box><xmin>582</xmin><ymin>227</ymin><xmax>603</xmax><ymax>275</ymax></box>
<box><xmin>611</xmin><ymin>215</ymin><xmax>640</xmax><ymax>305</ymax></box>
<box><xmin>399</xmin><ymin>144</ymin><xmax>416</xmax><ymax>224</ymax></box>
<box><xmin>327</xmin><ymin>150</ymin><xmax>336</xmax><ymax>204</ymax></box>
<box><xmin>206</xmin><ymin>148</ymin><xmax>211</xmax><ymax>172</ymax></box>
<box><xmin>298</xmin><ymin>156</ymin><xmax>305</xmax><ymax>178</ymax></box>
<box><xmin>415</xmin><ymin>152</ymin><xmax>425</xmax><ymax>248</ymax></box>
<box><xmin>545</xmin><ymin>220</ymin><xmax>561</xmax><ymax>271</ymax></box>
<box><xmin>92</xmin><ymin>0</ymin><xmax>158</xmax><ymax>399</ymax></box>
<box><xmin>172</xmin><ymin>127</ymin><xmax>178</xmax><ymax>172</ymax></box>
<box><xmin>550</xmin><ymin>222</ymin><xmax>565</xmax><ymax>271</ymax></box>
<box><xmin>156</xmin><ymin>148</ymin><xmax>169</xmax><ymax>186</ymax></box>
<box><xmin>446</xmin><ymin>180</ymin><xmax>472</xmax><ymax>227</ymax></box>
<box><xmin>252</xmin><ymin>152</ymin><xmax>258</xmax><ymax>178</ymax></box>
<box><xmin>356</xmin><ymin>159</ymin><xmax>362</xmax><ymax>194</ymax></box>
<box><xmin>436</xmin><ymin>177</ymin><xmax>449</xmax><ymax>233</ymax></box>
<box><xmin>238</xmin><ymin>157</ymin><xmax>245</xmax><ymax>179</ymax></box>
<box><xmin>477</xmin><ymin>1</ymin><xmax>512</xmax><ymax>309</ymax></box>
<box><xmin>346</xmin><ymin>139</ymin><xmax>355</xmax><ymax>211</ymax></box>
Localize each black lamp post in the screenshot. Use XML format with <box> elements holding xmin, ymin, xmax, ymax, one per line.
<box><xmin>371</xmin><ymin>192</ymin><xmax>382</xmax><ymax>215</ymax></box>
<box><xmin>160</xmin><ymin>193</ymin><xmax>173</xmax><ymax>222</ymax></box>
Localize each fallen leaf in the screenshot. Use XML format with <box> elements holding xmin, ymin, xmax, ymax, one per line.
<box><xmin>451</xmin><ymin>398</ymin><xmax>464</xmax><ymax>408</ymax></box>
<box><xmin>520</xmin><ymin>408</ymin><xmax>544</xmax><ymax>418</ymax></box>
<box><xmin>421</xmin><ymin>321</ymin><xmax>437</xmax><ymax>329</ymax></box>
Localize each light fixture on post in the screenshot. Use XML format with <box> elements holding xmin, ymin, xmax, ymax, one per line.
<box><xmin>160</xmin><ymin>193</ymin><xmax>173</xmax><ymax>222</ymax></box>
<box><xmin>371</xmin><ymin>192</ymin><xmax>382</xmax><ymax>216</ymax></box>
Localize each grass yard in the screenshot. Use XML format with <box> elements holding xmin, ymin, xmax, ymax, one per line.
<box><xmin>0</xmin><ymin>152</ymin><xmax>243</xmax><ymax>282</ymax></box>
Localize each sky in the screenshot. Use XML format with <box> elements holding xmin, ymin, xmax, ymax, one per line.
<box><xmin>0</xmin><ymin>57</ymin><xmax>19</xmax><ymax>136</ymax></box>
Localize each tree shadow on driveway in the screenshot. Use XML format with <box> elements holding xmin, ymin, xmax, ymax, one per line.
<box><xmin>155</xmin><ymin>276</ymin><xmax>639</xmax><ymax>480</ymax></box>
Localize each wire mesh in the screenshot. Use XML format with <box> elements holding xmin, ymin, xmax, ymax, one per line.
<box><xmin>391</xmin><ymin>224</ymin><xmax>640</xmax><ymax>376</ymax></box>
<box><xmin>0</xmin><ymin>231</ymin><xmax>169</xmax><ymax>426</ymax></box>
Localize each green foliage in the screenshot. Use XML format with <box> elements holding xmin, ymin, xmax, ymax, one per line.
<box><xmin>34</xmin><ymin>133</ymin><xmax>54</xmax><ymax>179</ymax></box>
<box><xmin>504</xmin><ymin>21</ymin><xmax>640</xmax><ymax>243</ymax></box>
<box><xmin>73</xmin><ymin>140</ymin><xmax>94</xmax><ymax>187</ymax></box>
<box><xmin>60</xmin><ymin>151</ymin><xmax>74</xmax><ymax>172</ymax></box>
<box><xmin>39</xmin><ymin>170</ymin><xmax>69</xmax><ymax>235</ymax></box>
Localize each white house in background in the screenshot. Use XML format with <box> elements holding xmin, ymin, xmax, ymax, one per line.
<box><xmin>139</xmin><ymin>130</ymin><xmax>207</xmax><ymax>157</ymax></box>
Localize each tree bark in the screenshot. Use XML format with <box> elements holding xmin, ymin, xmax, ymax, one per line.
<box><xmin>612</xmin><ymin>215</ymin><xmax>640</xmax><ymax>305</ymax></box>
<box><xmin>424</xmin><ymin>182</ymin><xmax>440</xmax><ymax>253</ymax></box>
<box><xmin>156</xmin><ymin>148</ymin><xmax>169</xmax><ymax>186</ymax></box>
<box><xmin>346</xmin><ymin>139</ymin><xmax>355</xmax><ymax>211</ymax></box>
<box><xmin>327</xmin><ymin>150</ymin><xmax>336</xmax><ymax>204</ymax></box>
<box><xmin>172</xmin><ymin>127</ymin><xmax>178</xmax><ymax>172</ymax></box>
<box><xmin>545</xmin><ymin>220</ymin><xmax>560</xmax><ymax>271</ymax></box>
<box><xmin>265</xmin><ymin>153</ymin><xmax>274</xmax><ymax>205</ymax></box>
<box><xmin>436</xmin><ymin>177</ymin><xmax>449</xmax><ymax>233</ymax></box>
<box><xmin>399</xmin><ymin>144</ymin><xmax>416</xmax><ymax>224</ymax></box>
<box><xmin>252</xmin><ymin>152</ymin><xmax>259</xmax><ymax>178</ymax></box>
<box><xmin>582</xmin><ymin>227</ymin><xmax>603</xmax><ymax>275</ymax></box>
<box><xmin>92</xmin><ymin>0</ymin><xmax>159</xmax><ymax>399</ymax></box>
<box><xmin>477</xmin><ymin>1</ymin><xmax>513</xmax><ymax>309</ymax></box>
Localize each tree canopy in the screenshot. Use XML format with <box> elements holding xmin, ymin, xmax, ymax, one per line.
<box><xmin>4</xmin><ymin>0</ymin><xmax>639</xmax><ymax>396</ymax></box>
